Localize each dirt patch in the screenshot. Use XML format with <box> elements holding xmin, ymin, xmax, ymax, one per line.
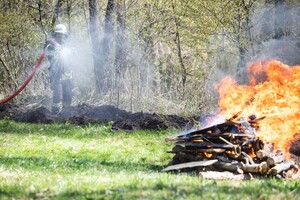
<box><xmin>1</xmin><ymin>103</ymin><xmax>299</xmax><ymax>156</ymax></box>
<box><xmin>0</xmin><ymin>103</ymin><xmax>198</xmax><ymax>131</ymax></box>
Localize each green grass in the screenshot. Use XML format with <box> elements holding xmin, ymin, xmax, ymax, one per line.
<box><xmin>0</xmin><ymin>120</ymin><xmax>299</xmax><ymax>200</ymax></box>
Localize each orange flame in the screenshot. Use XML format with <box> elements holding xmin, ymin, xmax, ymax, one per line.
<box><xmin>215</xmin><ymin>59</ymin><xmax>300</xmax><ymax>153</ymax></box>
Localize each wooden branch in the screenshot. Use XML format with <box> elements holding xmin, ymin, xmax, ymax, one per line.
<box><xmin>228</xmin><ymin>111</ymin><xmax>242</xmax><ymax>121</ymax></box>
<box><xmin>165</xmin><ymin>137</ymin><xmax>180</xmax><ymax>141</ymax></box>
<box><xmin>219</xmin><ymin>136</ymin><xmax>234</xmax><ymax>146</ymax></box>
<box><xmin>162</xmin><ymin>159</ymin><xmax>218</xmax><ymax>172</ymax></box>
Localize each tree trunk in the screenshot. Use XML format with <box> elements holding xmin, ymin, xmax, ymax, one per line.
<box><xmin>114</xmin><ymin>2</ymin><xmax>127</xmax><ymax>107</ymax></box>
<box><xmin>88</xmin><ymin>0</ymin><xmax>102</xmax><ymax>93</ymax></box>
<box><xmin>172</xmin><ymin>2</ymin><xmax>187</xmax><ymax>98</ymax></box>
<box><xmin>97</xmin><ymin>0</ymin><xmax>115</xmax><ymax>95</ymax></box>
<box><xmin>235</xmin><ymin>1</ymin><xmax>255</xmax><ymax>84</ymax></box>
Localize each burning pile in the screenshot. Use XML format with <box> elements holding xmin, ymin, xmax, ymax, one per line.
<box><xmin>216</xmin><ymin>59</ymin><xmax>300</xmax><ymax>154</ymax></box>
<box><xmin>164</xmin><ymin>113</ymin><xmax>299</xmax><ymax>179</ymax></box>
<box><xmin>164</xmin><ymin>60</ymin><xmax>300</xmax><ymax>179</ymax></box>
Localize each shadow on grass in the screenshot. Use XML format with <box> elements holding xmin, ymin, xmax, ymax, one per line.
<box><xmin>0</xmin><ymin>120</ymin><xmax>110</xmax><ymax>138</ymax></box>
<box><xmin>23</xmin><ymin>180</ymin><xmax>300</xmax><ymax>200</ymax></box>
<box><xmin>0</xmin><ymin>155</ymin><xmax>163</xmax><ymax>172</ymax></box>
<box><xmin>0</xmin><ymin>120</ymin><xmax>161</xmax><ymax>139</ymax></box>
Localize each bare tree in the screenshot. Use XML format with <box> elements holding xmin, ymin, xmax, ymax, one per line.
<box><xmin>88</xmin><ymin>0</ymin><xmax>102</xmax><ymax>93</ymax></box>
<box><xmin>172</xmin><ymin>1</ymin><xmax>187</xmax><ymax>98</ymax></box>
<box><xmin>114</xmin><ymin>1</ymin><xmax>127</xmax><ymax>107</ymax></box>
<box><xmin>98</xmin><ymin>0</ymin><xmax>115</xmax><ymax>94</ymax></box>
<box><xmin>89</xmin><ymin>0</ymin><xmax>115</xmax><ymax>95</ymax></box>
<box><xmin>235</xmin><ymin>0</ymin><xmax>256</xmax><ymax>83</ymax></box>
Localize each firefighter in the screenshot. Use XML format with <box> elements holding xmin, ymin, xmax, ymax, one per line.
<box><xmin>44</xmin><ymin>24</ymin><xmax>73</xmax><ymax>114</ymax></box>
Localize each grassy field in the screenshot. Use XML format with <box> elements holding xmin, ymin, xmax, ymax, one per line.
<box><xmin>0</xmin><ymin>120</ymin><xmax>299</xmax><ymax>200</ymax></box>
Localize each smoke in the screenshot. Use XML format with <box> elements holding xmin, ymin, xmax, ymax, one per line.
<box><xmin>250</xmin><ymin>4</ymin><xmax>300</xmax><ymax>66</ymax></box>
<box><xmin>211</xmin><ymin>3</ymin><xmax>300</xmax><ymax>86</ymax></box>
<box><xmin>252</xmin><ymin>38</ymin><xmax>300</xmax><ymax>66</ymax></box>
<box><xmin>200</xmin><ymin>3</ymin><xmax>300</xmax><ymax>117</ymax></box>
<box><xmin>199</xmin><ymin>114</ymin><xmax>226</xmax><ymax>129</ymax></box>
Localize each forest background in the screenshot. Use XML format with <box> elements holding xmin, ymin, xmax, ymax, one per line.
<box><xmin>1</xmin><ymin>0</ymin><xmax>299</xmax><ymax>116</ymax></box>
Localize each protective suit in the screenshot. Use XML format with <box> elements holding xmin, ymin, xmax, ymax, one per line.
<box><xmin>44</xmin><ymin>24</ymin><xmax>73</xmax><ymax>114</ymax></box>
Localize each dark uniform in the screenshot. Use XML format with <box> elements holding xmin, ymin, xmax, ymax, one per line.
<box><xmin>44</xmin><ymin>25</ymin><xmax>72</xmax><ymax>114</ymax></box>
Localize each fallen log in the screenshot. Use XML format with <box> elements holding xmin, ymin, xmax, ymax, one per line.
<box><xmin>241</xmin><ymin>161</ymin><xmax>269</xmax><ymax>173</ymax></box>
<box><xmin>268</xmin><ymin>160</ymin><xmax>297</xmax><ymax>175</ymax></box>
<box><xmin>266</xmin><ymin>151</ymin><xmax>284</xmax><ymax>166</ymax></box>
<box><xmin>256</xmin><ymin>150</ymin><xmax>272</xmax><ymax>159</ymax></box>
<box><xmin>199</xmin><ymin>171</ymin><xmax>251</xmax><ymax>180</ymax></box>
<box><xmin>256</xmin><ymin>142</ymin><xmax>274</xmax><ymax>159</ymax></box>
<box><xmin>251</xmin><ymin>139</ymin><xmax>265</xmax><ymax>152</ymax></box>
<box><xmin>217</xmin><ymin>161</ymin><xmax>243</xmax><ymax>174</ymax></box>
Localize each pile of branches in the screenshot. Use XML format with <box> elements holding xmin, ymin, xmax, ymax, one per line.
<box><xmin>164</xmin><ymin>113</ymin><xmax>299</xmax><ymax>180</ymax></box>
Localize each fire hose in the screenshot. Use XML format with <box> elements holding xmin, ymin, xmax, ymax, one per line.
<box><xmin>0</xmin><ymin>51</ymin><xmax>45</xmax><ymax>104</ymax></box>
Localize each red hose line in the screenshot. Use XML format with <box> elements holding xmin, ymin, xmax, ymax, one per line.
<box><xmin>0</xmin><ymin>51</ymin><xmax>45</xmax><ymax>104</ymax></box>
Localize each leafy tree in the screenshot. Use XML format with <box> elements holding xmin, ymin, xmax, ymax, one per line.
<box><xmin>1</xmin><ymin>0</ymin><xmax>300</xmax><ymax>115</ymax></box>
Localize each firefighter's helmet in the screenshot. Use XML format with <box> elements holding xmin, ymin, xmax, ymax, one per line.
<box><xmin>54</xmin><ymin>24</ymin><xmax>68</xmax><ymax>35</ymax></box>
